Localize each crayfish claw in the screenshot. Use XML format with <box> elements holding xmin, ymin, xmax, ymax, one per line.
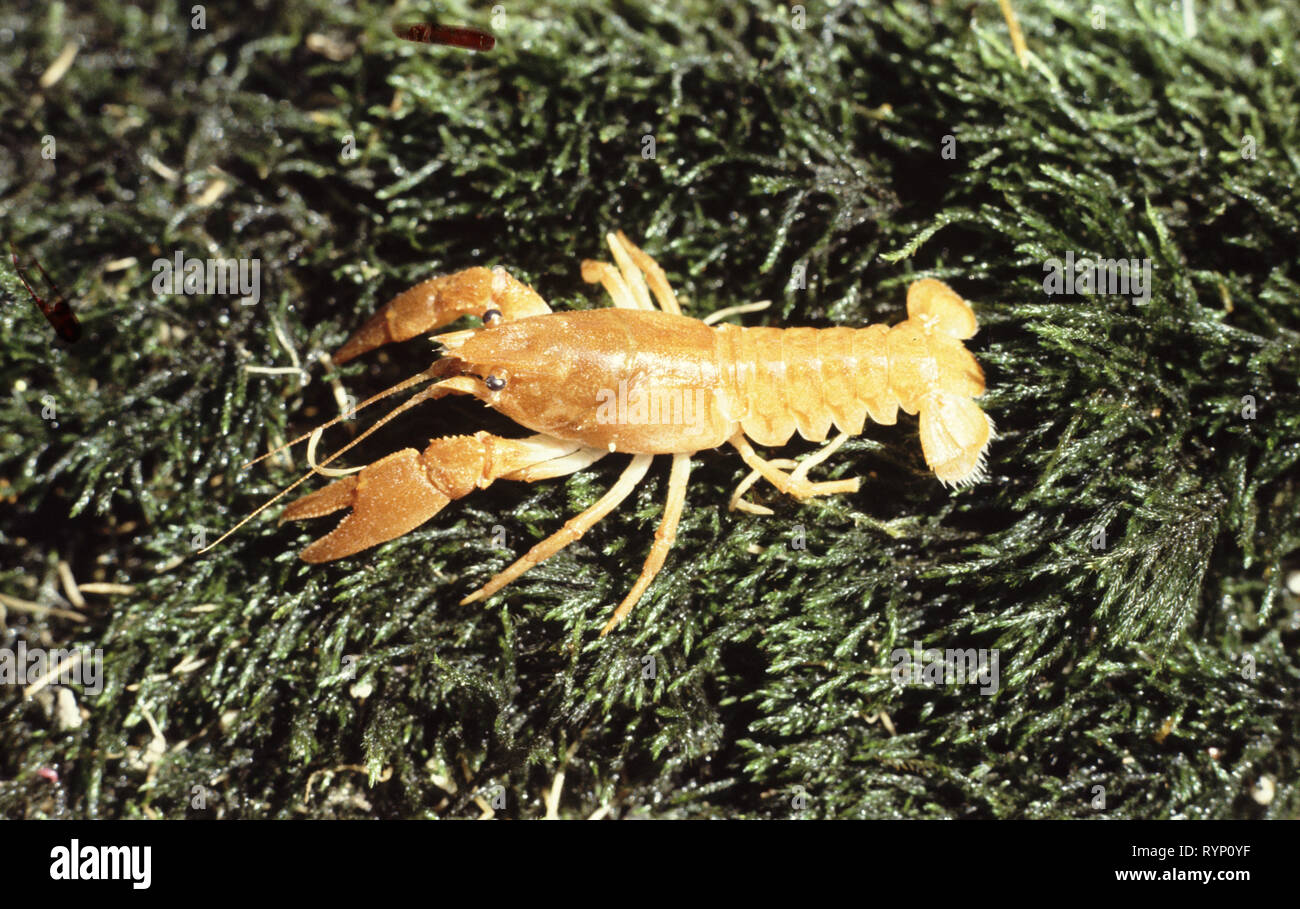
<box><xmin>286</xmin><ymin>449</ymin><xmax>451</xmax><ymax>563</ymax></box>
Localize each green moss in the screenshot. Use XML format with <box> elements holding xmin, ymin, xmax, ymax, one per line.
<box><xmin>0</xmin><ymin>0</ymin><xmax>1296</xmax><ymax>818</ymax></box>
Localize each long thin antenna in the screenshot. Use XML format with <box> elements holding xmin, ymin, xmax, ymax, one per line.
<box><xmin>199</xmin><ymin>372</ymin><xmax>476</xmax><ymax>556</ymax></box>
<box><xmin>242</xmin><ymin>366</ymin><xmax>442</xmax><ymax>470</ymax></box>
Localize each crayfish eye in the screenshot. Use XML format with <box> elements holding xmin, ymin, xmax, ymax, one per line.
<box><xmin>484</xmin><ymin>374</ymin><xmax>506</xmax><ymax>391</ymax></box>
<box><xmin>482</xmin><ymin>308</ymin><xmax>503</xmax><ymax>326</ymax></box>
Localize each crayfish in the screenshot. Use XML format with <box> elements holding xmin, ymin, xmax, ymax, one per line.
<box><xmin>221</xmin><ymin>232</ymin><xmax>992</xmax><ymax>635</ymax></box>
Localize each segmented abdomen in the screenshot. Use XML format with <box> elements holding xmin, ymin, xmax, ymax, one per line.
<box><xmin>713</xmin><ymin>324</ymin><xmax>905</xmax><ymax>448</ymax></box>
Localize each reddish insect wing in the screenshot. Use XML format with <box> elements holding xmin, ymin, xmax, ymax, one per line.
<box><xmin>392</xmin><ymin>23</ymin><xmax>495</xmax><ymax>52</ymax></box>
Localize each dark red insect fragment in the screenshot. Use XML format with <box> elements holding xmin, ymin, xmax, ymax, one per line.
<box><xmin>392</xmin><ymin>22</ymin><xmax>495</xmax><ymax>52</ymax></box>
<box><xmin>8</xmin><ymin>241</ymin><xmax>81</xmax><ymax>344</ymax></box>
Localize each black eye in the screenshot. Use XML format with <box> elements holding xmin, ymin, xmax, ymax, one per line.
<box><xmin>483</xmin><ymin>309</ymin><xmax>503</xmax><ymax>326</ymax></box>
<box><xmin>484</xmin><ymin>375</ymin><xmax>505</xmax><ymax>391</ymax></box>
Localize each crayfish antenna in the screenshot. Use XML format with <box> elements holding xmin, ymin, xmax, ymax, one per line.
<box><xmin>199</xmin><ymin>368</ymin><xmax>467</xmax><ymax>557</ymax></box>
<box><xmin>241</xmin><ymin>364</ymin><xmax>447</xmax><ymax>471</ymax></box>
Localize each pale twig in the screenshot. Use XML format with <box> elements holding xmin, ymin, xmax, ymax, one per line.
<box><xmin>997</xmin><ymin>0</ymin><xmax>1028</xmax><ymax>68</ymax></box>
<box><xmin>703</xmin><ymin>299</ymin><xmax>771</xmax><ymax>326</ymax></box>
<box><xmin>23</xmin><ymin>649</ymin><xmax>82</xmax><ymax>698</ymax></box>
<box><xmin>243</xmin><ymin>365</ymin><xmax>306</xmax><ymax>377</ymax></box>
<box><xmin>57</xmin><ymin>560</ymin><xmax>86</xmax><ymax>610</ymax></box>
<box><xmin>75</xmin><ymin>582</ymin><xmax>136</xmax><ymax>595</ymax></box>
<box><xmin>545</xmin><ymin>741</ymin><xmax>582</xmax><ymax>820</ymax></box>
<box><xmin>0</xmin><ymin>591</ymin><xmax>87</xmax><ymax>623</ymax></box>
<box><xmin>39</xmin><ymin>42</ymin><xmax>78</xmax><ymax>89</ymax></box>
<box><xmin>307</xmin><ymin>425</ymin><xmax>363</xmax><ymax>477</ymax></box>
